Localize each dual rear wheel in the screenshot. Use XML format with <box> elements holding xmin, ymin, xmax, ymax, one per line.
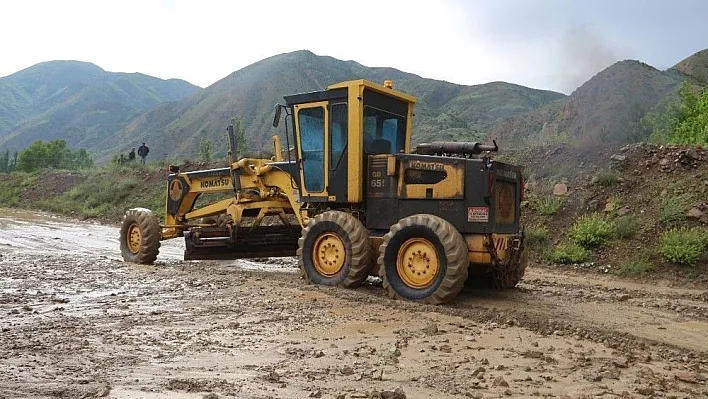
<box><xmin>298</xmin><ymin>212</ymin><xmax>469</xmax><ymax>304</ymax></box>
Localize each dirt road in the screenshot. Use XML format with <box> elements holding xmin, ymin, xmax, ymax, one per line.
<box><xmin>1</xmin><ymin>208</ymin><xmax>706</xmax><ymax>399</ymax></box>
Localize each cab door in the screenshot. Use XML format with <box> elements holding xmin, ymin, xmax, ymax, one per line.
<box><xmin>294</xmin><ymin>102</ymin><xmax>329</xmax><ymax>198</ymax></box>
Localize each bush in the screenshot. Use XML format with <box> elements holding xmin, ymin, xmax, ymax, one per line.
<box><xmin>659</xmin><ymin>194</ymin><xmax>691</xmax><ymax>226</ymax></box>
<box><xmin>569</xmin><ymin>213</ymin><xmax>614</xmax><ymax>247</ymax></box>
<box><xmin>658</xmin><ymin>228</ymin><xmax>708</xmax><ymax>265</ymax></box>
<box><xmin>619</xmin><ymin>251</ymin><xmax>654</xmax><ymax>276</ymax></box>
<box><xmin>551</xmin><ymin>242</ymin><xmax>590</xmax><ymax>264</ymax></box>
<box><xmin>596</xmin><ymin>171</ymin><xmax>620</xmax><ymax>187</ymax></box>
<box><xmin>535</xmin><ymin>195</ymin><xmax>565</xmax><ymax>216</ymax></box>
<box><xmin>614</xmin><ymin>215</ymin><xmax>641</xmax><ymax>239</ymax></box>
<box><xmin>525</xmin><ymin>225</ymin><xmax>549</xmax><ymax>248</ymax></box>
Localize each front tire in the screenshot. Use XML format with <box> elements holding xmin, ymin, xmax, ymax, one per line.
<box><xmin>120</xmin><ymin>208</ymin><xmax>161</xmax><ymax>264</ymax></box>
<box><xmin>378</xmin><ymin>214</ymin><xmax>468</xmax><ymax>304</ymax></box>
<box><xmin>297</xmin><ymin>211</ymin><xmax>372</xmax><ymax>288</ymax></box>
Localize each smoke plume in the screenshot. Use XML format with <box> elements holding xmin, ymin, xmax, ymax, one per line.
<box><xmin>556</xmin><ymin>24</ymin><xmax>623</xmax><ymax>93</ymax></box>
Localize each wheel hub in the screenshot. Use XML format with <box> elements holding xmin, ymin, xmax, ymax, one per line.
<box><xmin>312</xmin><ymin>232</ymin><xmax>346</xmax><ymax>276</ymax></box>
<box><xmin>397</xmin><ymin>238</ymin><xmax>439</xmax><ymax>288</ymax></box>
<box><xmin>127</xmin><ymin>223</ymin><xmax>142</xmax><ymax>254</ymax></box>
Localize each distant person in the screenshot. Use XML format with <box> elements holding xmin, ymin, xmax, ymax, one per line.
<box><xmin>137</xmin><ymin>142</ymin><xmax>150</xmax><ymax>164</ymax></box>
<box><xmin>128</xmin><ymin>148</ymin><xmax>136</xmax><ymax>162</ymax></box>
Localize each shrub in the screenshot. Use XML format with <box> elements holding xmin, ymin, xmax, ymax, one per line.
<box><xmin>596</xmin><ymin>170</ymin><xmax>619</xmax><ymax>187</ymax></box>
<box><xmin>658</xmin><ymin>228</ymin><xmax>708</xmax><ymax>265</ymax></box>
<box><xmin>569</xmin><ymin>213</ymin><xmax>614</xmax><ymax>247</ymax></box>
<box><xmin>536</xmin><ymin>195</ymin><xmax>565</xmax><ymax>216</ymax></box>
<box><xmin>551</xmin><ymin>242</ymin><xmax>590</xmax><ymax>264</ymax></box>
<box><xmin>619</xmin><ymin>251</ymin><xmax>654</xmax><ymax>276</ymax></box>
<box><xmin>525</xmin><ymin>225</ymin><xmax>549</xmax><ymax>248</ymax></box>
<box><xmin>614</xmin><ymin>215</ymin><xmax>641</xmax><ymax>239</ymax></box>
<box><xmin>659</xmin><ymin>194</ymin><xmax>691</xmax><ymax>226</ymax></box>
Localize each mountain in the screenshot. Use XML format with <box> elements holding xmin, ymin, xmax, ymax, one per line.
<box><xmin>489</xmin><ymin>49</ymin><xmax>708</xmax><ymax>152</ymax></box>
<box><xmin>105</xmin><ymin>50</ymin><xmax>564</xmax><ymax>161</ymax></box>
<box><xmin>673</xmin><ymin>49</ymin><xmax>708</xmax><ymax>85</ymax></box>
<box><xmin>0</xmin><ymin>61</ymin><xmax>200</xmax><ymax>152</ymax></box>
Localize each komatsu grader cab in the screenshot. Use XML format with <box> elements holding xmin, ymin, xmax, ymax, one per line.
<box><xmin>120</xmin><ymin>79</ymin><xmax>527</xmax><ymax>304</ymax></box>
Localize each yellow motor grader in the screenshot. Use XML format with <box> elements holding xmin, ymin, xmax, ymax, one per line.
<box><xmin>120</xmin><ymin>79</ymin><xmax>527</xmax><ymax>304</ymax></box>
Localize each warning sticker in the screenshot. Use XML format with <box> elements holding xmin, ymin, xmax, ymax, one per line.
<box><xmin>467</xmin><ymin>206</ymin><xmax>489</xmax><ymax>223</ymax></box>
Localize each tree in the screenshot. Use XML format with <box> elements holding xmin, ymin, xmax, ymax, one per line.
<box><xmin>232</xmin><ymin>117</ymin><xmax>248</xmax><ymax>158</ymax></box>
<box><xmin>644</xmin><ymin>82</ymin><xmax>708</xmax><ymax>146</ymax></box>
<box><xmin>0</xmin><ymin>150</ymin><xmax>9</xmax><ymax>173</ymax></box>
<box><xmin>198</xmin><ymin>138</ymin><xmax>212</xmax><ymax>164</ymax></box>
<box><xmin>16</xmin><ymin>140</ymin><xmax>94</xmax><ymax>172</ymax></box>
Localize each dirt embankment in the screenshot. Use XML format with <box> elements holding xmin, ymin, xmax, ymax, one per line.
<box><xmin>1</xmin><ymin>211</ymin><xmax>708</xmax><ymax>399</ymax></box>
<box><xmin>517</xmin><ymin>142</ymin><xmax>708</xmax><ymax>280</ymax></box>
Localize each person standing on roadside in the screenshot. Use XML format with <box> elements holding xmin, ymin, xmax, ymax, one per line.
<box><xmin>138</xmin><ymin>142</ymin><xmax>150</xmax><ymax>165</ymax></box>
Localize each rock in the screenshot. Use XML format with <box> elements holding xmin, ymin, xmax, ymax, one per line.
<box><xmin>341</xmin><ymin>366</ymin><xmax>355</xmax><ymax>375</ymax></box>
<box><xmin>616</xmin><ymin>294</ymin><xmax>631</xmax><ymax>302</ymax></box>
<box><xmin>613</xmin><ymin>358</ymin><xmax>629</xmax><ymax>368</ymax></box>
<box><xmin>312</xmin><ymin>350</ymin><xmax>325</xmax><ymax>358</ymax></box>
<box><xmin>611</xmin><ymin>154</ymin><xmax>627</xmax><ymax>162</ymax></box>
<box><xmin>465</xmin><ymin>393</ymin><xmax>483</xmax><ymax>399</ymax></box>
<box><xmin>675</xmin><ymin>371</ymin><xmax>701</xmax><ymax>384</ymax></box>
<box><xmin>439</xmin><ymin>344</ymin><xmax>452</xmax><ymax>353</ymax></box>
<box><xmin>617</xmin><ymin>206</ymin><xmax>631</xmax><ymax>216</ymax></box>
<box><xmin>265</xmin><ymin>371</ymin><xmax>281</xmax><ymax>382</ymax></box>
<box><xmin>309</xmin><ymin>390</ymin><xmax>322</xmax><ymax>398</ymax></box>
<box><xmin>553</xmin><ymin>183</ymin><xmax>568</xmax><ymax>196</ymax></box>
<box><xmin>659</xmin><ymin>158</ymin><xmax>670</xmax><ymax>166</ymax></box>
<box><xmin>585</xmin><ymin>373</ymin><xmax>602</xmax><ymax>382</ymax></box>
<box><xmin>686</xmin><ymin>208</ymin><xmax>704</xmax><ymax>219</ymax></box>
<box><xmin>636</xmin><ymin>386</ymin><xmax>654</xmax><ymax>395</ymax></box>
<box><xmin>380</xmin><ymin>387</ymin><xmax>406</xmax><ymax>399</ymax></box>
<box><xmin>336</xmin><ymin>394</ymin><xmax>347</xmax><ymax>399</ymax></box>
<box><xmin>685</xmin><ymin>148</ymin><xmax>700</xmax><ymax>160</ymax></box>
<box><xmin>203</xmin><ymin>394</ymin><xmax>219</xmax><ymax>399</ymax></box>
<box><xmin>492</xmin><ymin>376</ymin><xmax>509</xmax><ymax>387</ymax></box>
<box><xmin>422</xmin><ymin>323</ymin><xmax>438</xmax><ymax>335</ymax></box>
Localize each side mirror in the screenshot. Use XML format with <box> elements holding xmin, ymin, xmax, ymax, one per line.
<box><xmin>272</xmin><ymin>104</ymin><xmax>282</xmax><ymax>128</ymax></box>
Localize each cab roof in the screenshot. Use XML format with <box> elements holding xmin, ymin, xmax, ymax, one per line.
<box><xmin>283</xmin><ymin>79</ymin><xmax>417</xmax><ymax>106</ymax></box>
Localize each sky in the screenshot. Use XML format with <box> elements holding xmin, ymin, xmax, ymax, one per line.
<box><xmin>1</xmin><ymin>0</ymin><xmax>707</xmax><ymax>94</ymax></box>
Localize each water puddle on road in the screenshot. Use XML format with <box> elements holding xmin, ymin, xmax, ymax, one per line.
<box><xmin>0</xmin><ymin>207</ymin><xmax>183</xmax><ymax>261</ymax></box>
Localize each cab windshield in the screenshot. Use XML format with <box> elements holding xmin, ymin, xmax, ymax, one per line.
<box><xmin>363</xmin><ymin>106</ymin><xmax>406</xmax><ymax>154</ymax></box>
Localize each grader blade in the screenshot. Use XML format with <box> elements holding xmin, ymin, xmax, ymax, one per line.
<box><xmin>183</xmin><ymin>225</ymin><xmax>301</xmax><ymax>260</ymax></box>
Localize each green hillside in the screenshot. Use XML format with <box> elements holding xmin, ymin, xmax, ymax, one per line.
<box><xmin>488</xmin><ymin>49</ymin><xmax>708</xmax><ymax>152</ymax></box>
<box><xmin>0</xmin><ymin>61</ymin><xmax>200</xmax><ymax>152</ymax></box>
<box><xmin>105</xmin><ymin>50</ymin><xmax>565</xmax><ymax>161</ymax></box>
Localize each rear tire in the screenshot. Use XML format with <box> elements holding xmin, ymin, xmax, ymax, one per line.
<box><xmin>120</xmin><ymin>208</ymin><xmax>161</xmax><ymax>264</ymax></box>
<box><xmin>378</xmin><ymin>214</ymin><xmax>468</xmax><ymax>304</ymax></box>
<box><xmin>297</xmin><ymin>211</ymin><xmax>372</xmax><ymax>288</ymax></box>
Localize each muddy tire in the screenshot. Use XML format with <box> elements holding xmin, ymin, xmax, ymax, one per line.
<box><xmin>120</xmin><ymin>208</ymin><xmax>161</xmax><ymax>264</ymax></box>
<box><xmin>378</xmin><ymin>214</ymin><xmax>468</xmax><ymax>304</ymax></box>
<box><xmin>495</xmin><ymin>247</ymin><xmax>528</xmax><ymax>289</ymax></box>
<box><xmin>297</xmin><ymin>211</ymin><xmax>372</xmax><ymax>288</ymax></box>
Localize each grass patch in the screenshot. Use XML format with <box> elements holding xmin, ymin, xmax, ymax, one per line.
<box><xmin>659</xmin><ymin>194</ymin><xmax>691</xmax><ymax>226</ymax></box>
<box><xmin>525</xmin><ymin>225</ymin><xmax>549</xmax><ymax>248</ymax></box>
<box><xmin>658</xmin><ymin>227</ymin><xmax>708</xmax><ymax>265</ymax></box>
<box><xmin>614</xmin><ymin>215</ymin><xmax>641</xmax><ymax>239</ymax></box>
<box><xmin>551</xmin><ymin>242</ymin><xmax>590</xmax><ymax>264</ymax></box>
<box><xmin>596</xmin><ymin>170</ymin><xmax>620</xmax><ymax>187</ymax></box>
<box><xmin>535</xmin><ymin>195</ymin><xmax>566</xmax><ymax>216</ymax></box>
<box><xmin>569</xmin><ymin>213</ymin><xmax>614</xmax><ymax>248</ymax></box>
<box><xmin>618</xmin><ymin>251</ymin><xmax>654</xmax><ymax>276</ymax></box>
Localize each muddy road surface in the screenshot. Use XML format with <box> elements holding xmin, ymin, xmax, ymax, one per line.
<box><xmin>1</xmin><ymin>208</ymin><xmax>707</xmax><ymax>399</ymax></box>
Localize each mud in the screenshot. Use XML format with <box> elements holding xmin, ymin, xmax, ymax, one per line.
<box><xmin>1</xmin><ymin>208</ymin><xmax>707</xmax><ymax>399</ymax></box>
